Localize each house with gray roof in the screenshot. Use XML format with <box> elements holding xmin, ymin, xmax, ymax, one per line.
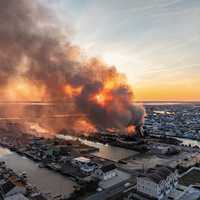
<box><xmin>137</xmin><ymin>166</ymin><xmax>178</xmax><ymax>200</ymax></box>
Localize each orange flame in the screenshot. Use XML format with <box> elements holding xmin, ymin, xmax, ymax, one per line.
<box><xmin>92</xmin><ymin>80</ymin><xmax>117</xmax><ymax>106</ymax></box>
<box><xmin>4</xmin><ymin>78</ymin><xmax>46</xmax><ymax>101</ymax></box>
<box><xmin>75</xmin><ymin>119</ymin><xmax>97</xmax><ymax>134</ymax></box>
<box><xmin>127</xmin><ymin>125</ymin><xmax>136</xmax><ymax>135</ymax></box>
<box><xmin>93</xmin><ymin>92</ymin><xmax>113</xmax><ymax>106</ymax></box>
<box><xmin>64</xmin><ymin>84</ymin><xmax>82</xmax><ymax>98</ymax></box>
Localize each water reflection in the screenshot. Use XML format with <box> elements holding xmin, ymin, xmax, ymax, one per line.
<box><xmin>0</xmin><ymin>147</ymin><xmax>76</xmax><ymax>197</ymax></box>
<box><xmin>59</xmin><ymin>135</ymin><xmax>137</xmax><ymax>162</ymax></box>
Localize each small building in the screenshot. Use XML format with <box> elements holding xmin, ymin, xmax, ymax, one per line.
<box><xmin>30</xmin><ymin>193</ymin><xmax>48</xmax><ymax>200</ymax></box>
<box><xmin>0</xmin><ymin>181</ymin><xmax>26</xmax><ymax>197</ymax></box>
<box><xmin>152</xmin><ymin>145</ymin><xmax>179</xmax><ymax>155</ymax></box>
<box><xmin>5</xmin><ymin>193</ymin><xmax>29</xmax><ymax>200</ymax></box>
<box><xmin>94</xmin><ymin>164</ymin><xmax>117</xmax><ymax>181</ymax></box>
<box><xmin>137</xmin><ymin>166</ymin><xmax>178</xmax><ymax>200</ymax></box>
<box><xmin>71</xmin><ymin>157</ymin><xmax>97</xmax><ymax>174</ymax></box>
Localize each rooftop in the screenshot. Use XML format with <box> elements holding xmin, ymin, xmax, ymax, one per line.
<box><xmin>5</xmin><ymin>194</ymin><xmax>29</xmax><ymax>200</ymax></box>
<box><xmin>73</xmin><ymin>156</ymin><xmax>91</xmax><ymax>163</ymax></box>
<box><xmin>1</xmin><ymin>181</ymin><xmax>16</xmax><ymax>194</ymax></box>
<box><xmin>179</xmin><ymin>167</ymin><xmax>200</xmax><ymax>187</ymax></box>
<box><xmin>101</xmin><ymin>164</ymin><xmax>116</xmax><ymax>173</ymax></box>
<box><xmin>99</xmin><ymin>169</ymin><xmax>131</xmax><ymax>189</ymax></box>
<box><xmin>139</xmin><ymin>165</ymin><xmax>175</xmax><ymax>184</ymax></box>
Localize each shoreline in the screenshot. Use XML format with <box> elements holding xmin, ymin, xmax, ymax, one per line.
<box><xmin>0</xmin><ymin>146</ymin><xmax>76</xmax><ymax>198</ymax></box>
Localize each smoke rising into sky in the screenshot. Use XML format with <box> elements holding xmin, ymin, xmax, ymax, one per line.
<box><xmin>46</xmin><ymin>0</ymin><xmax>200</xmax><ymax>101</ymax></box>
<box><xmin>0</xmin><ymin>0</ymin><xmax>145</xmax><ymax>134</ymax></box>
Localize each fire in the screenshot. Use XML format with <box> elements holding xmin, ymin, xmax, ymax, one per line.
<box><xmin>75</xmin><ymin>119</ymin><xmax>97</xmax><ymax>134</ymax></box>
<box><xmin>96</xmin><ymin>94</ymin><xmax>105</xmax><ymax>104</ymax></box>
<box><xmin>92</xmin><ymin>80</ymin><xmax>117</xmax><ymax>106</ymax></box>
<box><xmin>127</xmin><ymin>125</ymin><xmax>136</xmax><ymax>135</ymax></box>
<box><xmin>93</xmin><ymin>90</ymin><xmax>113</xmax><ymax>106</ymax></box>
<box><xmin>95</xmin><ymin>93</ymin><xmax>106</xmax><ymax>105</ymax></box>
<box><xmin>64</xmin><ymin>84</ymin><xmax>82</xmax><ymax>98</ymax></box>
<box><xmin>18</xmin><ymin>122</ymin><xmax>54</xmax><ymax>138</ymax></box>
<box><xmin>104</xmin><ymin>79</ymin><xmax>119</xmax><ymax>90</ymax></box>
<box><xmin>4</xmin><ymin>78</ymin><xmax>46</xmax><ymax>101</ymax></box>
<box><xmin>0</xmin><ymin>0</ymin><xmax>145</xmax><ymax>137</ymax></box>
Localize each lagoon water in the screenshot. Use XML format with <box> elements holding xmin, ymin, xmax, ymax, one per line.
<box><xmin>81</xmin><ymin>139</ymin><xmax>138</xmax><ymax>161</ymax></box>
<box><xmin>1</xmin><ymin>134</ymin><xmax>200</xmax><ymax>197</ymax></box>
<box><xmin>0</xmin><ymin>147</ymin><xmax>76</xmax><ymax>197</ymax></box>
<box><xmin>59</xmin><ymin>135</ymin><xmax>138</xmax><ymax>162</ymax></box>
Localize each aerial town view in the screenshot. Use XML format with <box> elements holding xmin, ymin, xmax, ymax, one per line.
<box><xmin>0</xmin><ymin>0</ymin><xmax>200</xmax><ymax>200</ymax></box>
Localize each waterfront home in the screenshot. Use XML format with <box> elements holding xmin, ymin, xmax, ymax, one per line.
<box><xmin>136</xmin><ymin>166</ymin><xmax>178</xmax><ymax>199</ymax></box>
<box><xmin>4</xmin><ymin>193</ymin><xmax>29</xmax><ymax>200</ymax></box>
<box><xmin>71</xmin><ymin>157</ymin><xmax>97</xmax><ymax>174</ymax></box>
<box><xmin>30</xmin><ymin>193</ymin><xmax>48</xmax><ymax>200</ymax></box>
<box><xmin>0</xmin><ymin>180</ymin><xmax>26</xmax><ymax>197</ymax></box>
<box><xmin>94</xmin><ymin>164</ymin><xmax>117</xmax><ymax>181</ymax></box>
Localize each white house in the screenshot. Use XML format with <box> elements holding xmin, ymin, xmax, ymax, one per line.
<box><xmin>94</xmin><ymin>164</ymin><xmax>117</xmax><ymax>181</ymax></box>
<box><xmin>71</xmin><ymin>157</ymin><xmax>97</xmax><ymax>174</ymax></box>
<box><xmin>137</xmin><ymin>166</ymin><xmax>178</xmax><ymax>200</ymax></box>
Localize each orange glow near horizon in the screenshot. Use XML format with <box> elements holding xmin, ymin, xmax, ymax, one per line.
<box><xmin>0</xmin><ymin>78</ymin><xmax>199</xmax><ymax>103</ymax></box>
<box><xmin>133</xmin><ymin>84</ymin><xmax>200</xmax><ymax>102</ymax></box>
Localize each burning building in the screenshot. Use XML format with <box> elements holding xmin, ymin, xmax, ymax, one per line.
<box><xmin>0</xmin><ymin>0</ymin><xmax>145</xmax><ymax>136</ymax></box>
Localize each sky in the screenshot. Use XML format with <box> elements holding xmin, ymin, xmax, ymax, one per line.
<box><xmin>43</xmin><ymin>0</ymin><xmax>200</xmax><ymax>101</ymax></box>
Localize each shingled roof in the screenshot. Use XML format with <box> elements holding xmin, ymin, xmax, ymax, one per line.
<box><xmin>139</xmin><ymin>166</ymin><xmax>175</xmax><ymax>184</ymax></box>
<box><xmin>100</xmin><ymin>164</ymin><xmax>116</xmax><ymax>173</ymax></box>
<box><xmin>1</xmin><ymin>181</ymin><xmax>15</xmax><ymax>195</ymax></box>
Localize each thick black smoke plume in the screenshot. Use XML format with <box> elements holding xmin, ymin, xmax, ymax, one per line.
<box><xmin>0</xmin><ymin>0</ymin><xmax>145</xmax><ymax>134</ymax></box>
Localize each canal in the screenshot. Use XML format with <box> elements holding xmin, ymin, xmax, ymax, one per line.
<box><xmin>0</xmin><ymin>147</ymin><xmax>76</xmax><ymax>198</ymax></box>
<box><xmin>1</xmin><ymin>135</ymin><xmax>199</xmax><ymax>198</ymax></box>
<box><xmin>58</xmin><ymin>135</ymin><xmax>138</xmax><ymax>162</ymax></box>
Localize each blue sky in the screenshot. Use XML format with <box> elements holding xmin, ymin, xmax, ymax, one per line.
<box><xmin>42</xmin><ymin>0</ymin><xmax>200</xmax><ymax>100</ymax></box>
